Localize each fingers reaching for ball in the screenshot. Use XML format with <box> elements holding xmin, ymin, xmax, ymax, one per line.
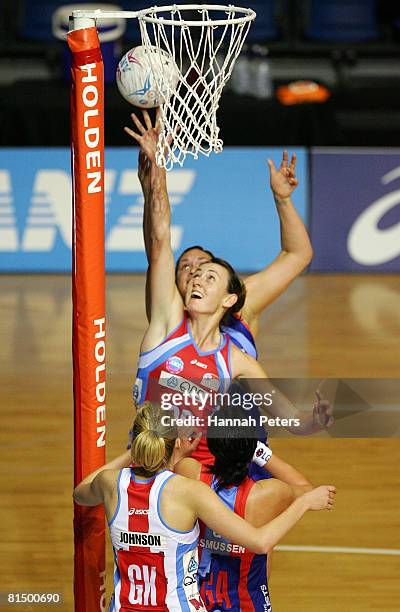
<box><xmin>124</xmin><ymin>111</ymin><xmax>161</xmax><ymax>162</ymax></box>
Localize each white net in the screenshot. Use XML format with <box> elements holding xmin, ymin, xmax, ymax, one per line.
<box><xmin>137</xmin><ymin>4</ymin><xmax>256</xmax><ymax>169</ymax></box>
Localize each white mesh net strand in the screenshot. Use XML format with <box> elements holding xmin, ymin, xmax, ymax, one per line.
<box><xmin>138</xmin><ymin>4</ymin><xmax>256</xmax><ymax>169</ymax></box>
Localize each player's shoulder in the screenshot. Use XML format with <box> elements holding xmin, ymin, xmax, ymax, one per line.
<box><xmin>93</xmin><ymin>468</ymin><xmax>120</xmax><ymax>496</ymax></box>
<box><xmin>252</xmin><ymin>478</ymin><xmax>294</xmax><ymax>505</ymax></box>
<box><xmin>98</xmin><ymin>468</ymin><xmax>121</xmax><ymax>485</ymax></box>
<box><xmin>230</xmin><ymin>342</ymin><xmax>260</xmax><ymax>370</ymax></box>
<box><xmin>172</xmin><ymin>471</ymin><xmax>210</xmax><ymax>494</ymax></box>
<box><xmin>162</xmin><ymin>471</ymin><xmax>207</xmax><ymax>507</ymax></box>
<box><xmin>174</xmin><ymin>457</ymin><xmax>201</xmax><ymax>480</ymax></box>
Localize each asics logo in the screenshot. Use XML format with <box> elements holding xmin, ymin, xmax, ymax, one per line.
<box><xmin>190</xmin><ymin>359</ymin><xmax>207</xmax><ymax>369</ymax></box>
<box><xmin>129</xmin><ymin>508</ymin><xmax>149</xmax><ymax>515</ymax></box>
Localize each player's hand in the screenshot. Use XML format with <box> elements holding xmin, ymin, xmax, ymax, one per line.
<box><xmin>171</xmin><ymin>433</ymin><xmax>202</xmax><ymax>466</ymax></box>
<box><xmin>311</xmin><ymin>389</ymin><xmax>334</xmax><ymax>432</ymax></box>
<box><xmin>124</xmin><ymin>108</ymin><xmax>161</xmax><ymax>162</ymax></box>
<box><xmin>268</xmin><ymin>151</ymin><xmax>298</xmax><ymax>200</ymax></box>
<box><xmin>302</xmin><ymin>485</ymin><xmax>336</xmax><ymax>511</ymax></box>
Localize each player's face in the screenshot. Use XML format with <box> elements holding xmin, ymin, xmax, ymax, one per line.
<box><xmin>185</xmin><ymin>263</ymin><xmax>238</xmax><ymax>317</ymax></box>
<box><xmin>176</xmin><ymin>249</ymin><xmax>212</xmax><ymax>296</ymax></box>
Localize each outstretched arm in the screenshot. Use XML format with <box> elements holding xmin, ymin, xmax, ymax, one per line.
<box><xmin>231</xmin><ymin>347</ymin><xmax>333</xmax><ymax>435</ymax></box>
<box><xmin>137</xmin><ymin>150</ymin><xmax>153</xmax><ymax>321</ymax></box>
<box><xmin>125</xmin><ymin>111</ymin><xmax>183</xmax><ymax>348</ymax></box>
<box><xmin>242</xmin><ymin>152</ymin><xmax>313</xmax><ymax>331</ymax></box>
<box><xmin>189</xmin><ymin>479</ymin><xmax>335</xmax><ymax>554</ymax></box>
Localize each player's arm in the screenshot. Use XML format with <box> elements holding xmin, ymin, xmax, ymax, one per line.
<box><xmin>241</xmin><ymin>152</ymin><xmax>313</xmax><ymax>330</ymax></box>
<box><xmin>266</xmin><ymin>454</ymin><xmax>313</xmax><ymax>495</ymax></box>
<box><xmin>252</xmin><ymin>440</ymin><xmax>312</xmax><ymax>492</ymax></box>
<box><xmin>137</xmin><ymin>150</ymin><xmax>153</xmax><ymax>322</ymax></box>
<box><xmin>125</xmin><ymin>111</ymin><xmax>183</xmax><ymax>347</ymax></box>
<box><xmin>230</xmin><ymin>346</ymin><xmax>333</xmax><ymax>435</ymax></box>
<box><xmin>189</xmin><ymin>479</ymin><xmax>335</xmax><ymax>554</ymax></box>
<box><xmin>73</xmin><ymin>451</ymin><xmax>131</xmax><ymax>506</ymax></box>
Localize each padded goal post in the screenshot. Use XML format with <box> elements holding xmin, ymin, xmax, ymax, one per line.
<box><xmin>68</xmin><ymin>27</ymin><xmax>107</xmax><ymax>612</ymax></box>
<box><xmin>67</xmin><ymin>6</ymin><xmax>255</xmax><ymax>610</ymax></box>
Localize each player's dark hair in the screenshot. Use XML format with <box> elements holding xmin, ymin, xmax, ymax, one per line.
<box><xmin>175</xmin><ymin>245</ymin><xmax>215</xmax><ymax>277</ymax></box>
<box><xmin>206</xmin><ymin>406</ymin><xmax>257</xmax><ymax>492</ymax></box>
<box><xmin>209</xmin><ymin>257</ymin><xmax>246</xmax><ymax>325</ymax></box>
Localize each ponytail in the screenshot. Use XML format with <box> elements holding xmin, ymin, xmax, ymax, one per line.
<box><xmin>131</xmin><ymin>430</ymin><xmax>166</xmax><ymax>473</ymax></box>
<box><xmin>130</xmin><ymin>402</ymin><xmax>177</xmax><ymax>477</ymax></box>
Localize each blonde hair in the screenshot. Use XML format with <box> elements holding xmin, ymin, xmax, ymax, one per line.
<box><xmin>130</xmin><ymin>402</ymin><xmax>177</xmax><ymax>476</ymax></box>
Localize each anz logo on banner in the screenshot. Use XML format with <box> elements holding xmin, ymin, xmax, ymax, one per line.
<box><xmin>0</xmin><ymin>149</ymin><xmax>195</xmax><ymax>271</ymax></box>
<box><xmin>310</xmin><ymin>149</ymin><xmax>400</xmax><ymax>272</ymax></box>
<box><xmin>0</xmin><ymin>147</ymin><xmax>308</xmax><ymax>272</ymax></box>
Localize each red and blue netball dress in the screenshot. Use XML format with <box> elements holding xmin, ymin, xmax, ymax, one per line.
<box><xmin>133</xmin><ymin>312</ymin><xmax>232</xmax><ymax>463</ymax></box>
<box><xmin>223</xmin><ymin>314</ymin><xmax>270</xmax><ymax>481</ymax></box>
<box><xmin>198</xmin><ymin>467</ymin><xmax>272</xmax><ymax>612</ymax></box>
<box><xmin>132</xmin><ymin>312</ymin><xmax>269</xmax><ymax>470</ymax></box>
<box><xmin>108</xmin><ymin>468</ymin><xmax>207</xmax><ymax>611</ymax></box>
<box><xmin>222</xmin><ymin>313</ymin><xmax>257</xmax><ymax>360</ymax></box>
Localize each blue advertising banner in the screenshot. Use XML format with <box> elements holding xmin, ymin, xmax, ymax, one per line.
<box><xmin>310</xmin><ymin>149</ymin><xmax>400</xmax><ymax>271</ymax></box>
<box><xmin>0</xmin><ymin>147</ymin><xmax>307</xmax><ymax>272</ymax></box>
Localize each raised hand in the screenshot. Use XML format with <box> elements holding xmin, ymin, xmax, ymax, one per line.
<box><xmin>268</xmin><ymin>150</ymin><xmax>298</xmax><ymax>200</ymax></box>
<box><xmin>303</xmin><ymin>485</ymin><xmax>336</xmax><ymax>511</ymax></box>
<box><xmin>311</xmin><ymin>388</ymin><xmax>334</xmax><ymax>432</ymax></box>
<box><xmin>124</xmin><ymin>108</ymin><xmax>161</xmax><ymax>162</ymax></box>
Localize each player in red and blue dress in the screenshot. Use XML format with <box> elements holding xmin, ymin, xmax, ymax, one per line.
<box><xmin>174</xmin><ymin>413</ymin><xmax>329</xmax><ymax>612</ymax></box>
<box><xmin>127</xmin><ymin>113</ymin><xmax>314</xmax><ymax>463</ymax></box>
<box><xmin>174</xmin><ymin>423</ymin><xmax>314</xmax><ymax>612</ymax></box>
<box><xmin>133</xmin><ymin>312</ymin><xmax>232</xmax><ymax>407</ymax></box>
<box><xmin>127</xmin><ymin>111</ymin><xmax>331</xmax><ymax>453</ymax></box>
<box><xmin>133</xmin><ymin>310</ymin><xmax>233</xmax><ymax>464</ymax></box>
<box><xmin>108</xmin><ymin>468</ymin><xmax>203</xmax><ymax>611</ymax></box>
<box><xmin>198</xmin><ymin>466</ymin><xmax>272</xmax><ymax>612</ymax></box>
<box><xmin>74</xmin><ymin>403</ymin><xmax>336</xmax><ymax>611</ymax></box>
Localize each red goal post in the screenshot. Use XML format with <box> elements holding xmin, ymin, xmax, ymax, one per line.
<box><xmin>68</xmin><ymin>25</ymin><xmax>106</xmax><ymax>612</ymax></box>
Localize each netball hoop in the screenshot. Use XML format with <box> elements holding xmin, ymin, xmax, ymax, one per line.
<box><xmin>137</xmin><ymin>5</ymin><xmax>256</xmax><ymax>168</ymax></box>
<box><xmin>72</xmin><ymin>4</ymin><xmax>256</xmax><ymax>169</ymax></box>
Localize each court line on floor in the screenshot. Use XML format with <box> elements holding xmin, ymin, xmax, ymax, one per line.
<box><xmin>276</xmin><ymin>545</ymin><xmax>400</xmax><ymax>556</ymax></box>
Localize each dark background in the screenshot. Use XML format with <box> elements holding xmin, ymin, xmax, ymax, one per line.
<box><xmin>1</xmin><ymin>0</ymin><xmax>400</xmax><ymax>147</ymax></box>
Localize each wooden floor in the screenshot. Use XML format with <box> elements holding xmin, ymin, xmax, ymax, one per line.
<box><xmin>1</xmin><ymin>274</ymin><xmax>400</xmax><ymax>611</ymax></box>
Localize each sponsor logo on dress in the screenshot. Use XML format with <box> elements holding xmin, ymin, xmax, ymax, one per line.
<box><xmin>133</xmin><ymin>378</ymin><xmax>143</xmax><ymax>402</ymax></box>
<box><xmin>166</xmin><ymin>355</ymin><xmax>184</xmax><ymax>374</ymax></box>
<box><xmin>188</xmin><ymin>557</ymin><xmax>198</xmax><ymax>573</ymax></box>
<box><xmin>158</xmin><ymin>371</ymin><xmax>210</xmax><ymax>403</ymax></box>
<box><xmin>190</xmin><ymin>359</ymin><xmax>207</xmax><ymax>370</ymax></box>
<box><xmin>260</xmin><ymin>584</ymin><xmax>272</xmax><ymax>612</ymax></box>
<box><xmin>128</xmin><ymin>508</ymin><xmax>149</xmax><ymax>515</ymax></box>
<box><xmin>201</xmin><ymin>372</ymin><xmax>220</xmax><ymax>391</ymax></box>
